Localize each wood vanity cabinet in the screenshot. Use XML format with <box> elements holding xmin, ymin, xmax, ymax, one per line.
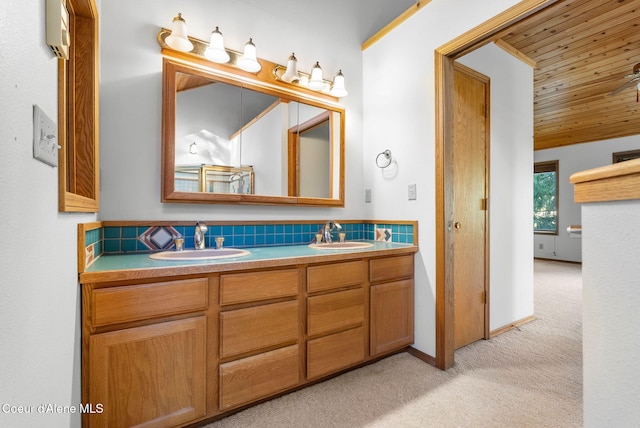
<box><xmin>369</xmin><ymin>255</ymin><xmax>415</xmax><ymax>356</ymax></box>
<box><xmin>81</xmin><ymin>251</ymin><xmax>415</xmax><ymax>427</ymax></box>
<box><xmin>83</xmin><ymin>277</ymin><xmax>209</xmax><ymax>428</ymax></box>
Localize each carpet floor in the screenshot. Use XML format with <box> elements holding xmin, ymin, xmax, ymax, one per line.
<box><xmin>205</xmin><ymin>259</ymin><xmax>583</xmax><ymax>427</ymax></box>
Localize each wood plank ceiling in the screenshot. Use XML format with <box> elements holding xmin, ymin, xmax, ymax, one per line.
<box><xmin>496</xmin><ymin>0</ymin><xmax>640</xmax><ymax>150</ymax></box>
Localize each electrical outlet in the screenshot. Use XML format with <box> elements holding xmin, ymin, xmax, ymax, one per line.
<box><xmin>365</xmin><ymin>189</ymin><xmax>372</xmax><ymax>203</ymax></box>
<box><xmin>33</xmin><ymin>105</ymin><xmax>58</xmax><ymax>167</ymax></box>
<box><xmin>408</xmin><ymin>183</ymin><xmax>417</xmax><ymax>200</ymax></box>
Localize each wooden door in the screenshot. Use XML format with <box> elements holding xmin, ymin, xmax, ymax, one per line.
<box><xmin>453</xmin><ymin>63</ymin><xmax>489</xmax><ymax>350</ymax></box>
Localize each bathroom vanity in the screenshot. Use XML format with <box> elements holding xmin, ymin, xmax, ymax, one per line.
<box><xmin>79</xmin><ymin>242</ymin><xmax>417</xmax><ymax>427</ymax></box>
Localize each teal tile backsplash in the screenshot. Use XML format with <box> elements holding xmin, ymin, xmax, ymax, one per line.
<box><xmin>89</xmin><ymin>221</ymin><xmax>414</xmax><ymax>258</ymax></box>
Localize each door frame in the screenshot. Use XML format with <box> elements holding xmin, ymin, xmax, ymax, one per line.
<box><xmin>434</xmin><ymin>0</ymin><xmax>560</xmax><ymax>370</ymax></box>
<box><xmin>452</xmin><ymin>61</ymin><xmax>491</xmax><ymax>349</ymax></box>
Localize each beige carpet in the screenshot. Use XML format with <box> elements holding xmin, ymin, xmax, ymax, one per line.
<box><xmin>205</xmin><ymin>259</ymin><xmax>583</xmax><ymax>427</ymax></box>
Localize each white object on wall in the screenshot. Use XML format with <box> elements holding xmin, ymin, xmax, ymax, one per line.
<box><xmin>46</xmin><ymin>0</ymin><xmax>70</xmax><ymax>60</ymax></box>
<box><xmin>33</xmin><ymin>105</ymin><xmax>59</xmax><ymax>167</ymax></box>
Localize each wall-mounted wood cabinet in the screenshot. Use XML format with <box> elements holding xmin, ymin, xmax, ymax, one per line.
<box><xmin>81</xmin><ymin>254</ymin><xmax>414</xmax><ymax>427</ymax></box>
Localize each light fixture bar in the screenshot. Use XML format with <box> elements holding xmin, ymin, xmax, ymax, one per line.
<box><xmin>157</xmin><ymin>28</ymin><xmax>342</xmax><ymax>100</ymax></box>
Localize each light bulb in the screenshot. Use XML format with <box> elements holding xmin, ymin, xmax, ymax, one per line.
<box><xmin>165</xmin><ymin>13</ymin><xmax>193</xmax><ymax>52</ymax></box>
<box><xmin>238</xmin><ymin>38</ymin><xmax>261</xmax><ymax>73</ymax></box>
<box><xmin>281</xmin><ymin>53</ymin><xmax>300</xmax><ymax>83</ymax></box>
<box><xmin>204</xmin><ymin>27</ymin><xmax>230</xmax><ymax>63</ymax></box>
<box><xmin>308</xmin><ymin>61</ymin><xmax>324</xmax><ymax>91</ymax></box>
<box><xmin>330</xmin><ymin>70</ymin><xmax>348</xmax><ymax>97</ymax></box>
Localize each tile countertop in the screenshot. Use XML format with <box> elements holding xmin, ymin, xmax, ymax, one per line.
<box><xmin>80</xmin><ymin>241</ymin><xmax>419</xmax><ymax>284</ymax></box>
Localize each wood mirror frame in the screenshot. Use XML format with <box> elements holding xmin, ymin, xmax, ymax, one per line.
<box><xmin>161</xmin><ymin>48</ymin><xmax>345</xmax><ymax>207</ymax></box>
<box><xmin>58</xmin><ymin>0</ymin><xmax>99</xmax><ymax>212</ymax></box>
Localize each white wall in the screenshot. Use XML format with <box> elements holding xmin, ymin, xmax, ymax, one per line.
<box><xmin>582</xmin><ymin>199</ymin><xmax>640</xmax><ymax>427</ymax></box>
<box><xmin>99</xmin><ymin>0</ymin><xmax>366</xmax><ymax>221</ymax></box>
<box><xmin>0</xmin><ymin>1</ymin><xmax>96</xmax><ymax>427</ymax></box>
<box><xmin>458</xmin><ymin>44</ymin><xmax>535</xmax><ymax>332</ymax></box>
<box><xmin>362</xmin><ymin>0</ymin><xmax>528</xmax><ymax>356</ymax></box>
<box><xmin>535</xmin><ymin>135</ymin><xmax>640</xmax><ymax>262</ymax></box>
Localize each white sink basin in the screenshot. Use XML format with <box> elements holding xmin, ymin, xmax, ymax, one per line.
<box><xmin>308</xmin><ymin>241</ymin><xmax>374</xmax><ymax>250</ymax></box>
<box><xmin>149</xmin><ymin>248</ymin><xmax>250</xmax><ymax>261</ymax></box>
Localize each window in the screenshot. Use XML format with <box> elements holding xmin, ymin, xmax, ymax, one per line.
<box><xmin>533</xmin><ymin>160</ymin><xmax>558</xmax><ymax>235</ymax></box>
<box><xmin>612</xmin><ymin>149</ymin><xmax>640</xmax><ymax>164</ymax></box>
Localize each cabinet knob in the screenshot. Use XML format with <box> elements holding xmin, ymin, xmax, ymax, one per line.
<box><xmin>454</xmin><ymin>222</ymin><xmax>462</xmax><ymax>230</ymax></box>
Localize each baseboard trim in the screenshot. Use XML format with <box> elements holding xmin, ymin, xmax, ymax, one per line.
<box><xmin>490</xmin><ymin>315</ymin><xmax>536</xmax><ymax>338</ymax></box>
<box><xmin>406</xmin><ymin>346</ymin><xmax>437</xmax><ymax>367</ymax></box>
<box><xmin>534</xmin><ymin>257</ymin><xmax>582</xmax><ymax>265</ymax></box>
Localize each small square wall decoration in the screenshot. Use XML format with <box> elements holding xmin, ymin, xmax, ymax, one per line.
<box><xmin>139</xmin><ymin>226</ymin><xmax>180</xmax><ymax>250</ymax></box>
<box><xmin>375</xmin><ymin>227</ymin><xmax>392</xmax><ymax>242</ymax></box>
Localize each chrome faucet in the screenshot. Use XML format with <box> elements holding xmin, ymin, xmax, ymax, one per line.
<box><xmin>320</xmin><ymin>221</ymin><xmax>342</xmax><ymax>243</ymax></box>
<box><xmin>194</xmin><ymin>221</ymin><xmax>208</xmax><ymax>250</ymax></box>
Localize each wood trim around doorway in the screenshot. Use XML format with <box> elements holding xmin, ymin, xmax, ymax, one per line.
<box><xmin>434</xmin><ymin>0</ymin><xmax>559</xmax><ymax>370</ymax></box>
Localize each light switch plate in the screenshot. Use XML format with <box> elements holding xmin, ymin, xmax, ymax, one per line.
<box><xmin>408</xmin><ymin>183</ymin><xmax>417</xmax><ymax>200</ymax></box>
<box><xmin>33</xmin><ymin>105</ymin><xmax>59</xmax><ymax>167</ymax></box>
<box><xmin>365</xmin><ymin>189</ymin><xmax>372</xmax><ymax>203</ymax></box>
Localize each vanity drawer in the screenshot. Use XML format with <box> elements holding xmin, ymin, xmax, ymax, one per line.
<box><xmin>220</xmin><ymin>300</ymin><xmax>298</xmax><ymax>359</ymax></box>
<box><xmin>307</xmin><ymin>288</ymin><xmax>364</xmax><ymax>337</ymax></box>
<box><xmin>307</xmin><ymin>326</ymin><xmax>364</xmax><ymax>379</ymax></box>
<box><xmin>369</xmin><ymin>255</ymin><xmax>414</xmax><ymax>283</ymax></box>
<box><xmin>91</xmin><ymin>278</ymin><xmax>208</xmax><ymax>327</ymax></box>
<box><xmin>220</xmin><ymin>344</ymin><xmax>300</xmax><ymax>410</ymax></box>
<box><xmin>220</xmin><ymin>269</ymin><xmax>299</xmax><ymax>306</ymax></box>
<box><xmin>307</xmin><ymin>260</ymin><xmax>367</xmax><ymax>293</ymax></box>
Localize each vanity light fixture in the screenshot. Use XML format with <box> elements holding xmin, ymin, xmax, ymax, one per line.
<box><xmin>330</xmin><ymin>70</ymin><xmax>348</xmax><ymax>97</ymax></box>
<box><xmin>237</xmin><ymin>38</ymin><xmax>261</xmax><ymax>73</ymax></box>
<box><xmin>204</xmin><ymin>27</ymin><xmax>230</xmax><ymax>63</ymax></box>
<box><xmin>189</xmin><ymin>142</ymin><xmax>198</xmax><ymax>154</ymax></box>
<box><xmin>308</xmin><ymin>61</ymin><xmax>325</xmax><ymax>91</ymax></box>
<box><xmin>165</xmin><ymin>13</ymin><xmax>193</xmax><ymax>52</ymax></box>
<box><xmin>281</xmin><ymin>53</ymin><xmax>300</xmax><ymax>83</ymax></box>
<box><xmin>158</xmin><ymin>26</ymin><xmax>347</xmax><ymax>98</ymax></box>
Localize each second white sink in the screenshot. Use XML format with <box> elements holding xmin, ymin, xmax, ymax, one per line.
<box><xmin>308</xmin><ymin>241</ymin><xmax>374</xmax><ymax>250</ymax></box>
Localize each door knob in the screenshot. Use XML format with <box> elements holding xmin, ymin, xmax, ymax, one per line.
<box><xmin>454</xmin><ymin>222</ymin><xmax>462</xmax><ymax>230</ymax></box>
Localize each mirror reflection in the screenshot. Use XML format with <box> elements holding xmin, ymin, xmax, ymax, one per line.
<box><xmin>163</xmin><ymin>58</ymin><xmax>344</xmax><ymax>206</ymax></box>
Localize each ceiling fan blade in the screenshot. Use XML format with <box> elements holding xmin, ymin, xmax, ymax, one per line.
<box><xmin>609</xmin><ymin>76</ymin><xmax>640</xmax><ymax>96</ymax></box>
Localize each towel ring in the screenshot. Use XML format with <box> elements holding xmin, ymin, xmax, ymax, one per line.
<box><xmin>376</xmin><ymin>149</ymin><xmax>392</xmax><ymax>168</ymax></box>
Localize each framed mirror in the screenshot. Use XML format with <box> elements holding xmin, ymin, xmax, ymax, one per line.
<box><xmin>161</xmin><ymin>56</ymin><xmax>345</xmax><ymax>206</ymax></box>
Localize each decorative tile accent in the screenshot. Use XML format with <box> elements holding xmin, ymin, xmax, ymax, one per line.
<box><xmin>376</xmin><ymin>227</ymin><xmax>392</xmax><ymax>242</ymax></box>
<box><xmin>138</xmin><ymin>226</ymin><xmax>181</xmax><ymax>250</ymax></box>
<box><xmin>85</xmin><ymin>243</ymin><xmax>95</xmax><ymax>267</ymax></box>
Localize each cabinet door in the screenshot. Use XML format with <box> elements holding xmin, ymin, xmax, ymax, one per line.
<box><xmin>370</xmin><ymin>279</ymin><xmax>414</xmax><ymax>356</ymax></box>
<box><xmin>89</xmin><ymin>317</ymin><xmax>206</xmax><ymax>428</ymax></box>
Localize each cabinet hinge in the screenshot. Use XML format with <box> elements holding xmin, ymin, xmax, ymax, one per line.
<box><xmin>482</xmin><ymin>291</ymin><xmax>486</xmax><ymax>304</ymax></box>
<box><xmin>481</xmin><ymin>198</ymin><xmax>488</xmax><ymax>211</ymax></box>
